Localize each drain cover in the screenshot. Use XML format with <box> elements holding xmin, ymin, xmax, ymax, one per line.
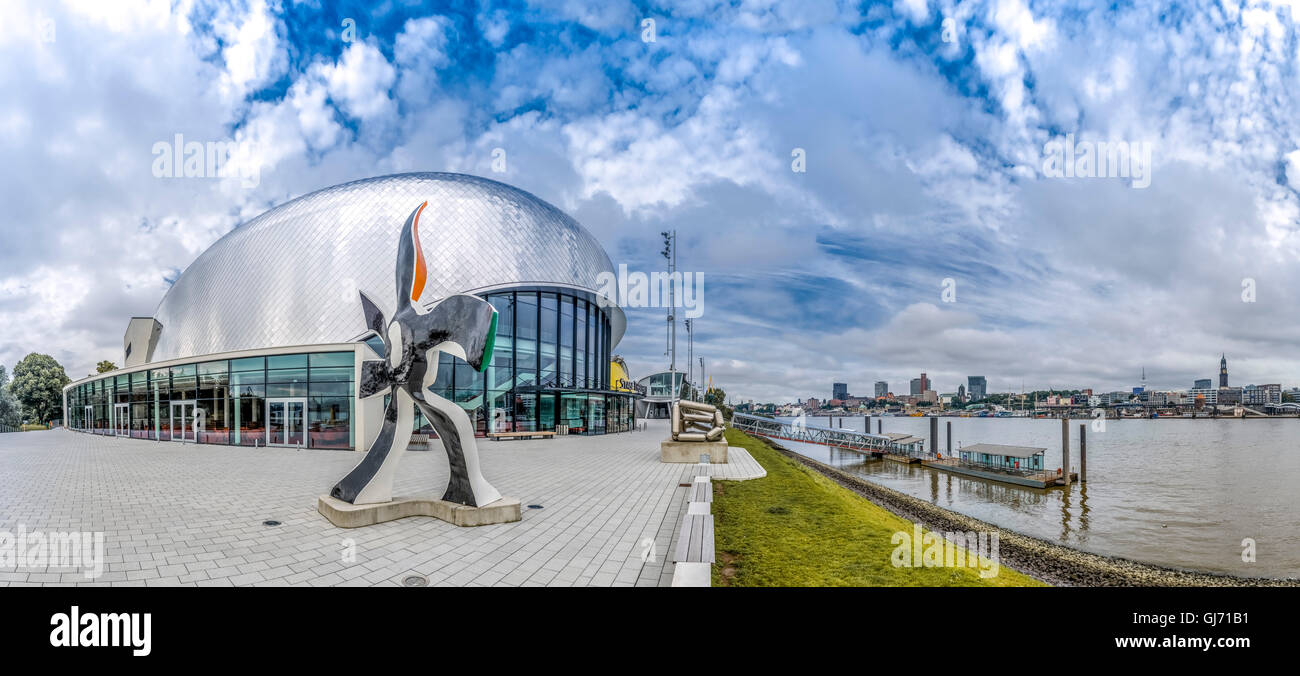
<box><xmin>527</xmin><ymin>504</ymin><xmax>544</xmax><ymax>510</ymax></box>
<box><xmin>402</xmin><ymin>575</ymin><xmax>428</xmax><ymax>587</ymax></box>
<box><xmin>263</xmin><ymin>520</ymin><xmax>282</xmax><ymax>526</ymax></box>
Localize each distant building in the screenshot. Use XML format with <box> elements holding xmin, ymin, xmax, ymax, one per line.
<box><xmin>1218</xmin><ymin>387</ymin><xmax>1242</xmax><ymax>405</ymax></box>
<box><xmin>1148</xmin><ymin>391</ymin><xmax>1181</xmax><ymax>406</ymax></box>
<box><xmin>1243</xmin><ymin>384</ymin><xmax>1281</xmax><ymax>406</ymax></box>
<box><xmin>920</xmin><ymin>373</ymin><xmax>929</xmax><ymax>393</ymax></box>
<box><xmin>1101</xmin><ymin>391</ymin><xmax>1132</xmax><ymax>405</ymax></box>
<box><xmin>957</xmin><ymin>384</ymin><xmax>966</xmax><ymax>401</ymax></box>
<box><xmin>910</xmin><ymin>378</ymin><xmax>922</xmax><ymax>396</ymax></box>
<box><xmin>874</xmin><ymin>381</ymin><xmax>888</xmax><ymax>398</ymax></box>
<box><xmin>805</xmin><ymin>397</ymin><xmax>820</xmax><ymax>410</ymax></box>
<box><xmin>1194</xmin><ymin>379</ymin><xmax>1211</xmax><ymax>390</ymax></box>
<box><xmin>1220</xmin><ymin>354</ymin><xmax>1228</xmax><ymax>388</ymax></box>
<box><xmin>1188</xmin><ymin>388</ymin><xmax>1218</xmax><ymax>405</ymax></box>
<box><xmin>833</xmin><ymin>382</ymin><xmax>848</xmax><ymax>400</ymax></box>
<box><xmin>967</xmin><ymin>376</ymin><xmax>987</xmax><ymax>401</ymax></box>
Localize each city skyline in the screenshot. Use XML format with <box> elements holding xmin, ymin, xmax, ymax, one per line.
<box><xmin>787</xmin><ymin>354</ymin><xmax>1296</xmax><ymax>406</ymax></box>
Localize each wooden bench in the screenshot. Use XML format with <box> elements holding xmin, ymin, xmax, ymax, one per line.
<box><xmin>487</xmin><ymin>431</ymin><xmax>556</xmax><ymax>441</ymax></box>
<box><xmin>671</xmin><ymin>475</ymin><xmax>715</xmax><ymax>587</ymax></box>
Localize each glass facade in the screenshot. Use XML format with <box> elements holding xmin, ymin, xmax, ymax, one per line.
<box><xmin>419</xmin><ymin>288</ymin><xmax>635</xmax><ymax>436</ymax></box>
<box><xmin>65</xmin><ymin>288</ymin><xmax>638</xmax><ymax>448</ymax></box>
<box><xmin>65</xmin><ymin>351</ymin><xmax>355</xmax><ymax>450</ymax></box>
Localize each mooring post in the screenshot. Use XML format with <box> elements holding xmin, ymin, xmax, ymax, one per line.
<box><xmin>866</xmin><ymin>415</ymin><xmax>871</xmax><ymax>435</ymax></box>
<box><xmin>1079</xmin><ymin>423</ymin><xmax>1087</xmax><ymax>483</ymax></box>
<box><xmin>929</xmin><ymin>416</ymin><xmax>938</xmax><ymax>457</ymax></box>
<box><xmin>877</xmin><ymin>418</ymin><xmax>882</xmax><ymax>434</ymax></box>
<box><xmin>1061</xmin><ymin>417</ymin><xmax>1071</xmax><ymax>486</ymax></box>
<box><xmin>946</xmin><ymin>420</ymin><xmax>952</xmax><ymax>454</ymax></box>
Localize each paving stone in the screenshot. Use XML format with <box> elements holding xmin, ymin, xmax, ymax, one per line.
<box><xmin>0</xmin><ymin>422</ymin><xmax>762</xmax><ymax>587</ymax></box>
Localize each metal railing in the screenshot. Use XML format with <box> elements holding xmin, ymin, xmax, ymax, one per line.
<box><xmin>0</xmin><ymin>423</ymin><xmax>20</xmax><ymax>433</ymax></box>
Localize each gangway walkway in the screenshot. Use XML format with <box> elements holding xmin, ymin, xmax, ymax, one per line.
<box><xmin>729</xmin><ymin>413</ymin><xmax>930</xmax><ymax>460</ymax></box>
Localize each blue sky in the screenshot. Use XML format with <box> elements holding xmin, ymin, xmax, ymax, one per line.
<box><xmin>5</xmin><ymin>0</ymin><xmax>1300</xmax><ymax>402</ymax></box>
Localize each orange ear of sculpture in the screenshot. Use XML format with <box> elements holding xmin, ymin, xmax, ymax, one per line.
<box><xmin>411</xmin><ymin>201</ymin><xmax>428</xmax><ymax>302</ymax></box>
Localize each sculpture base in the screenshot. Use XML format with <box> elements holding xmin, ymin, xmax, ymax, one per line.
<box><xmin>317</xmin><ymin>494</ymin><xmax>522</xmax><ymax>528</ymax></box>
<box><xmin>661</xmin><ymin>439</ymin><xmax>729</xmax><ymax>463</ymax></box>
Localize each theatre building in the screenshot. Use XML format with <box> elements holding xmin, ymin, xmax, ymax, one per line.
<box><xmin>63</xmin><ymin>173</ymin><xmax>637</xmax><ymax>449</ymax></box>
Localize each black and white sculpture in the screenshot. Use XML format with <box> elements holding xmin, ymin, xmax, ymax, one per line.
<box><xmin>329</xmin><ymin>201</ymin><xmax>502</xmax><ymax>508</ymax></box>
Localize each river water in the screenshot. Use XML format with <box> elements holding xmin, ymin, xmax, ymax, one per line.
<box><xmin>771</xmin><ymin>415</ymin><xmax>1299</xmax><ymax>578</ymax></box>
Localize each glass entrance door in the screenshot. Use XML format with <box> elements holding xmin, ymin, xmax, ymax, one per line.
<box><xmin>83</xmin><ymin>406</ymin><xmax>92</xmax><ymax>431</ymax></box>
<box><xmin>266</xmin><ymin>398</ymin><xmax>307</xmax><ymax>447</ymax></box>
<box><xmin>114</xmin><ymin>403</ymin><xmax>129</xmax><ymax>437</ymax></box>
<box><xmin>170</xmin><ymin>400</ymin><xmax>196</xmax><ymax>442</ymax></box>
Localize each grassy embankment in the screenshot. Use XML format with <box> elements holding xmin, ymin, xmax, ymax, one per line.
<box><xmin>712</xmin><ymin>428</ymin><xmax>1045</xmax><ymax>587</ymax></box>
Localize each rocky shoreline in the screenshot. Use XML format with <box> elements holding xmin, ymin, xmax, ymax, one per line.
<box><xmin>758</xmin><ymin>437</ymin><xmax>1299</xmax><ymax>587</ymax></box>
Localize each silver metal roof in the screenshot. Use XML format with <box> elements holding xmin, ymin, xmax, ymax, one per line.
<box><xmin>150</xmin><ymin>173</ymin><xmax>624</xmax><ymax>362</ymax></box>
<box><xmin>959</xmin><ymin>443</ymin><xmax>1046</xmax><ymax>458</ymax></box>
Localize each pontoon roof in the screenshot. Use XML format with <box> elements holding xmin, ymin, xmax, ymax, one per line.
<box><xmin>959</xmin><ymin>443</ymin><xmax>1046</xmax><ymax>458</ymax></box>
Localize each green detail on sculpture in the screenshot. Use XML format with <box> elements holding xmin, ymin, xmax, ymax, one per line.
<box><xmin>479</xmin><ymin>310</ymin><xmax>498</xmax><ymax>374</ymax></box>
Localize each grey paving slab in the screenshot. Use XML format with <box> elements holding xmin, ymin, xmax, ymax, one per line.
<box><xmin>0</xmin><ymin>421</ymin><xmax>763</xmax><ymax>587</ymax></box>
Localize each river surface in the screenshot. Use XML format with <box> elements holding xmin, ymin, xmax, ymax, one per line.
<box><xmin>771</xmin><ymin>416</ymin><xmax>1299</xmax><ymax>578</ymax></box>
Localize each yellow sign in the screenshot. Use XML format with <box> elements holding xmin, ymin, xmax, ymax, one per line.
<box><xmin>611</xmin><ymin>360</ymin><xmax>634</xmax><ymax>393</ymax></box>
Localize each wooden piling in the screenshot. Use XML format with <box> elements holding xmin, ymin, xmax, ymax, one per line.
<box><xmin>1079</xmin><ymin>423</ymin><xmax>1087</xmax><ymax>483</ymax></box>
<box><xmin>930</xmin><ymin>417</ymin><xmax>938</xmax><ymax>456</ymax></box>
<box><xmin>946</xmin><ymin>420</ymin><xmax>952</xmax><ymax>454</ymax></box>
<box><xmin>1061</xmin><ymin>417</ymin><xmax>1071</xmax><ymax>486</ymax></box>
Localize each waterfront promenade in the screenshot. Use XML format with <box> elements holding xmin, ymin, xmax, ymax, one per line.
<box><xmin>0</xmin><ymin>421</ymin><xmax>763</xmax><ymax>587</ymax></box>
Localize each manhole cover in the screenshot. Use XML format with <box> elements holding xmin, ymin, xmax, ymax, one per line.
<box><xmin>402</xmin><ymin>575</ymin><xmax>428</xmax><ymax>587</ymax></box>
<box><xmin>263</xmin><ymin>520</ymin><xmax>282</xmax><ymax>526</ymax></box>
<box><xmin>527</xmin><ymin>504</ymin><xmax>544</xmax><ymax>510</ymax></box>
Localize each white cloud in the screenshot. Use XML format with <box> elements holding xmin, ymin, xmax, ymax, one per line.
<box><xmin>320</xmin><ymin>42</ymin><xmax>396</xmax><ymax>121</ymax></box>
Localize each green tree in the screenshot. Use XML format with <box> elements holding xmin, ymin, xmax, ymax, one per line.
<box><xmin>0</xmin><ymin>365</ymin><xmax>21</xmax><ymax>427</ymax></box>
<box><xmin>11</xmin><ymin>353</ymin><xmax>70</xmax><ymax>424</ymax></box>
<box><xmin>95</xmin><ymin>360</ymin><xmax>117</xmax><ymax>374</ymax></box>
<box><xmin>704</xmin><ymin>386</ymin><xmax>726</xmax><ymax>408</ymax></box>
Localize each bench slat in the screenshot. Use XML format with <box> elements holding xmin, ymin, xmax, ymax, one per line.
<box><xmin>701</xmin><ymin>516</ymin><xmax>714</xmax><ymax>563</ymax></box>
<box><xmin>674</xmin><ymin>513</ymin><xmax>694</xmax><ymax>563</ymax></box>
<box><xmin>688</xmin><ymin>515</ymin><xmax>704</xmax><ymax>562</ymax></box>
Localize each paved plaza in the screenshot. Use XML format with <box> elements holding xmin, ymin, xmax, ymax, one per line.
<box><xmin>0</xmin><ymin>420</ymin><xmax>763</xmax><ymax>587</ymax></box>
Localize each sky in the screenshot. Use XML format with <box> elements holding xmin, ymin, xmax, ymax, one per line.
<box><xmin>4</xmin><ymin>0</ymin><xmax>1300</xmax><ymax>403</ymax></box>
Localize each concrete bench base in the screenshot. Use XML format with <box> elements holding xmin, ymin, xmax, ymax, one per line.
<box><xmin>317</xmin><ymin>494</ymin><xmax>521</xmax><ymax>528</ymax></box>
<box><xmin>671</xmin><ymin>562</ymin><xmax>711</xmax><ymax>587</ymax></box>
<box><xmin>660</xmin><ymin>439</ymin><xmax>728</xmax><ymax>463</ymax></box>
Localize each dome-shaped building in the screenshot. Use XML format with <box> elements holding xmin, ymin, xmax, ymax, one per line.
<box><xmin>64</xmin><ymin>173</ymin><xmax>637</xmax><ymax>450</ymax></box>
